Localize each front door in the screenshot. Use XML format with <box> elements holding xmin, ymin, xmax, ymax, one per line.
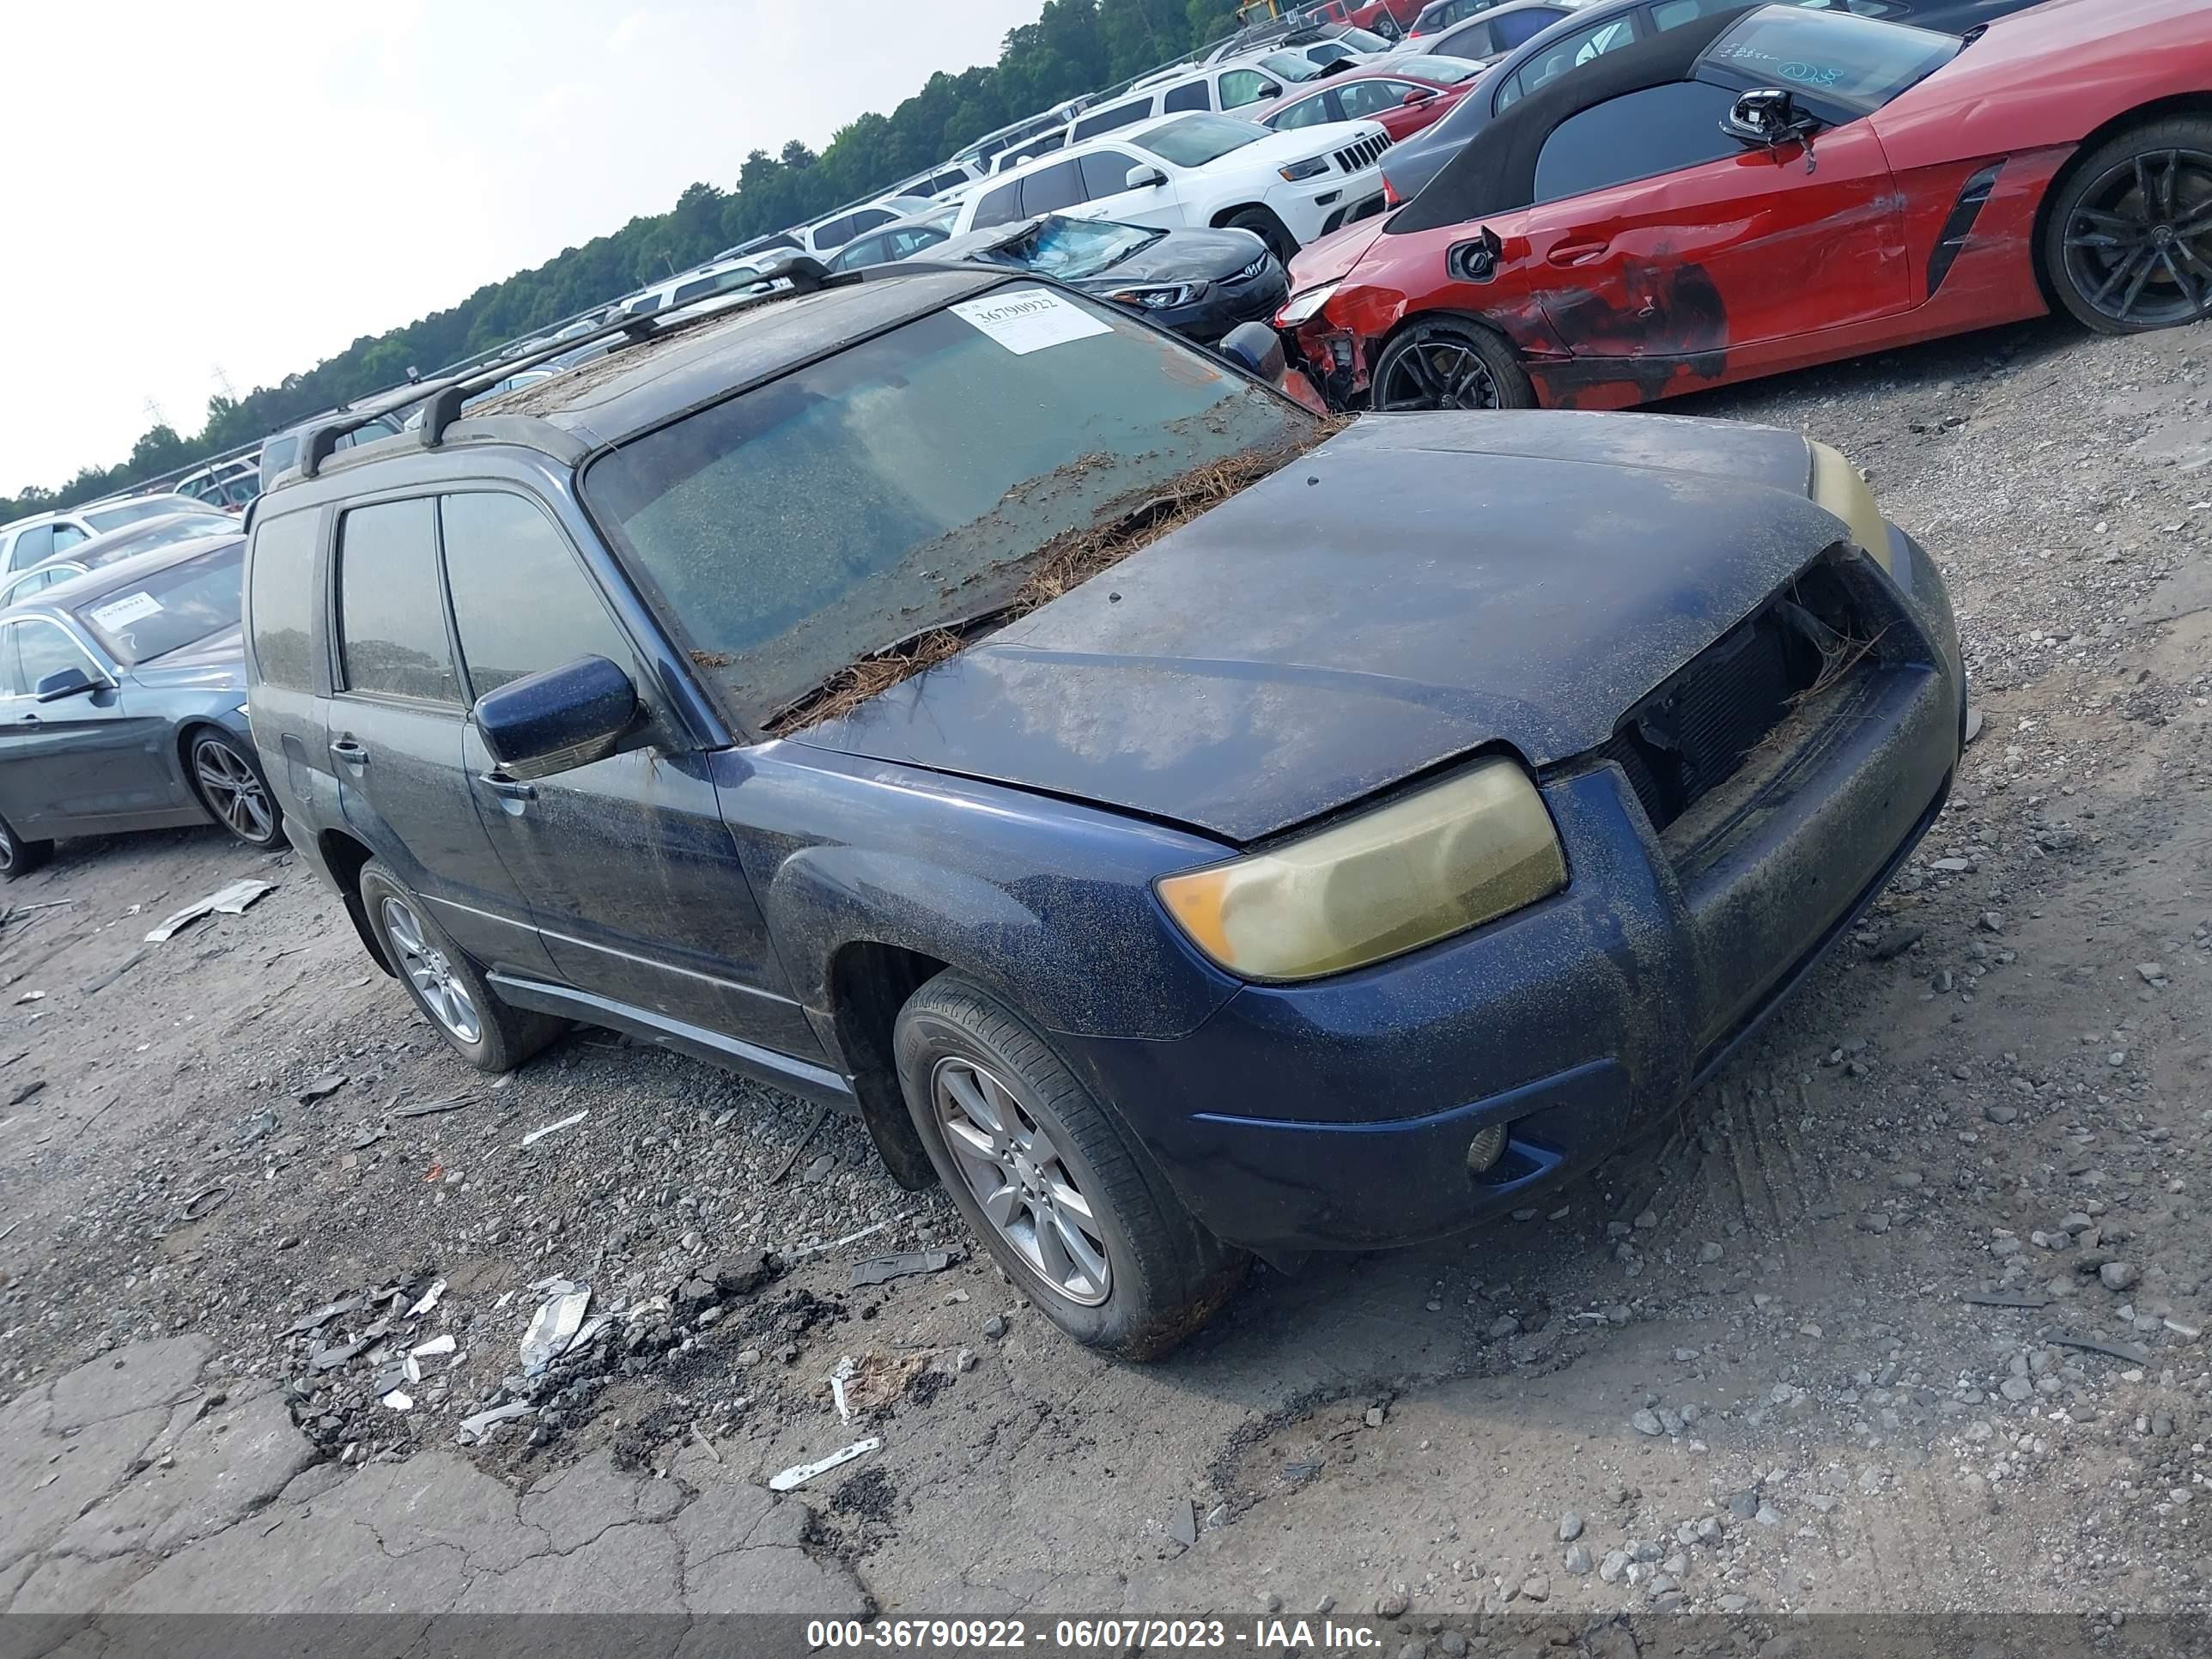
<box><xmin>0</xmin><ymin>617</ymin><xmax>179</xmax><ymax>835</ymax></box>
<box><xmin>1075</xmin><ymin>149</ymin><xmax>1189</xmax><ymax>230</ymax></box>
<box><xmin>1519</xmin><ymin>84</ymin><xmax>1909</xmax><ymax>365</ymax></box>
<box><xmin>438</xmin><ymin>489</ymin><xmax>823</xmax><ymax>1060</ymax></box>
<box><xmin>325</xmin><ymin>495</ymin><xmax>552</xmax><ymax>976</ymax></box>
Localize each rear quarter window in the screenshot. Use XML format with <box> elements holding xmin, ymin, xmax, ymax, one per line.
<box><xmin>971</xmin><ymin>181</ymin><xmax>1025</xmax><ymax>228</ymax></box>
<box><xmin>247</xmin><ymin>508</ymin><xmax>320</xmax><ymax>691</ymax></box>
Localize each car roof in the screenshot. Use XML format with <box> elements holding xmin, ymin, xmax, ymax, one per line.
<box><xmin>7</xmin><ymin>534</ymin><xmax>243</xmax><ymax>615</ymax></box>
<box><xmin>395</xmin><ymin>266</ymin><xmax>1018</xmax><ymax>454</ymax></box>
<box><xmin>24</xmin><ymin>512</ymin><xmax>222</xmax><ymax>569</ymax></box>
<box><xmin>1388</xmin><ymin>2</ymin><xmax>1751</xmax><ymax>231</ymax></box>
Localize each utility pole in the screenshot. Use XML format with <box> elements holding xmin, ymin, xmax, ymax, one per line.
<box><xmin>143</xmin><ymin>396</ymin><xmax>170</xmax><ymax>432</ymax></box>
<box><xmin>211</xmin><ymin>365</ymin><xmax>236</xmax><ymax>401</ymax></box>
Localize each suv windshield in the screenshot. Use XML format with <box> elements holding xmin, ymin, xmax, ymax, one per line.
<box><xmin>979</xmin><ymin>217</ymin><xmax>1164</xmax><ymax>278</ymax></box>
<box><xmin>1259</xmin><ymin>52</ymin><xmax>1329</xmax><ymax>82</ymax></box>
<box><xmin>581</xmin><ymin>286</ymin><xmax>1318</xmax><ymax>729</ymax></box>
<box><xmin>1134</xmin><ymin>113</ymin><xmax>1269</xmax><ymax>167</ymax></box>
<box><xmin>75</xmin><ymin>541</ymin><xmax>244</xmax><ymax>665</ymax></box>
<box><xmin>1698</xmin><ymin>7</ymin><xmax>1960</xmax><ymax>112</ymax></box>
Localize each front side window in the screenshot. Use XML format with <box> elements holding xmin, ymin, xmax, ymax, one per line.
<box><xmin>830</xmin><ymin>234</ymin><xmax>893</xmax><ymax>272</ymax></box>
<box><xmin>1134</xmin><ymin>112</ymin><xmax>1267</xmax><ymax>167</ymax></box>
<box><xmin>336</xmin><ymin>498</ymin><xmax>459</xmax><ymax>703</ymax></box>
<box><xmin>247</xmin><ymin>509</ymin><xmax>319</xmax><ymax>691</ymax></box>
<box><xmin>83</xmin><ymin>499</ymin><xmax>179</xmax><ymax>533</ymax></box>
<box><xmin>1218</xmin><ymin>70</ymin><xmax>1277</xmax><ymax>109</ymax></box>
<box><xmin>1270</xmin><ymin>90</ymin><xmax>1338</xmax><ymax>129</ymax></box>
<box><xmin>582</xmin><ymin>290</ymin><xmax>1318</xmax><ymax>729</ymax></box>
<box><xmin>1534</xmin><ymin>82</ymin><xmax>1741</xmax><ymax>202</ymax></box>
<box><xmin>75</xmin><ymin>542</ymin><xmax>244</xmax><ymax>666</ymax></box>
<box><xmin>441</xmin><ymin>494</ymin><xmax>630</xmax><ymax>697</ymax></box>
<box><xmin>812</xmin><ymin>215</ymin><xmax>860</xmax><ymax>250</ymax></box>
<box><xmin>888</xmin><ymin>226</ymin><xmax>951</xmax><ymax>259</ymax></box>
<box><xmin>1338</xmin><ymin>79</ymin><xmax>1414</xmax><ymax>118</ymax></box>
<box><xmin>1079</xmin><ymin>151</ymin><xmax>1147</xmax><ymax>198</ymax></box>
<box><xmin>9</xmin><ymin>526</ymin><xmax>54</xmax><ymax>569</ymax></box>
<box><xmin>3</xmin><ymin>619</ymin><xmax>101</xmax><ymax>696</ymax></box>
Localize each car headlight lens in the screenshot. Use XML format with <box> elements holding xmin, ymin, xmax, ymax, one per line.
<box><xmin>1155</xmin><ymin>757</ymin><xmax>1565</xmax><ymax>981</ymax></box>
<box><xmin>1279</xmin><ymin>156</ymin><xmax>1333</xmax><ymax>182</ymax></box>
<box><xmin>1276</xmin><ymin>279</ymin><xmax>1341</xmax><ymax>327</ymax></box>
<box><xmin>1808</xmin><ymin>440</ymin><xmax>1892</xmax><ymax>574</ymax></box>
<box><xmin>1109</xmin><ymin>283</ymin><xmax>1197</xmax><ymax>310</ymax></box>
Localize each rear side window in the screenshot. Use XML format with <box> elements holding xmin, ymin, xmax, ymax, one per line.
<box><xmin>336</xmin><ymin>498</ymin><xmax>459</xmax><ymax>703</ymax></box>
<box><xmin>1021</xmin><ymin>159</ymin><xmax>1085</xmax><ymax>215</ymax></box>
<box><xmin>1073</xmin><ymin>100</ymin><xmax>1152</xmax><ymax>141</ymax></box>
<box><xmin>1504</xmin><ymin>14</ymin><xmax>1640</xmax><ymax>107</ymax></box>
<box><xmin>971</xmin><ymin>181</ymin><xmax>1025</xmax><ymax>229</ymax></box>
<box><xmin>1164</xmin><ymin>80</ymin><xmax>1210</xmax><ymax>112</ymax></box>
<box><xmin>1534</xmin><ymin>82</ymin><xmax>1740</xmax><ymax>202</ymax></box>
<box><xmin>261</xmin><ymin>434</ymin><xmax>300</xmax><ymax>477</ymax></box>
<box><xmin>247</xmin><ymin>509</ymin><xmax>319</xmax><ymax>690</ymax></box>
<box><xmin>811</xmin><ymin>215</ymin><xmax>859</xmax><ymax>250</ymax></box>
<box><xmin>441</xmin><ymin>494</ymin><xmax>630</xmax><ymax>696</ymax></box>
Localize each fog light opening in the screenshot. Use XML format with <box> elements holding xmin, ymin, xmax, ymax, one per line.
<box><xmin>1465</xmin><ymin>1122</ymin><xmax>1509</xmax><ymax>1176</ymax></box>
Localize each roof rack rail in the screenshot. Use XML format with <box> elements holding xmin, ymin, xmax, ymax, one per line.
<box><xmin>291</xmin><ymin>256</ymin><xmax>840</xmax><ymax>477</ymax></box>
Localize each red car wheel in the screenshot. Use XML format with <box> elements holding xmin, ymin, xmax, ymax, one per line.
<box><xmin>1370</xmin><ymin>319</ymin><xmax>1534</xmax><ymax>411</ymax></box>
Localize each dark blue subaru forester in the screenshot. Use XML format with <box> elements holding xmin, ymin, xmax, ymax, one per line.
<box><xmin>245</xmin><ymin>261</ymin><xmax>1962</xmax><ymax>1356</ymax></box>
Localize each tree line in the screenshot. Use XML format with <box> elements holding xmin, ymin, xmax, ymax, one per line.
<box><xmin>2</xmin><ymin>0</ymin><xmax>1241</xmax><ymax>525</ymax></box>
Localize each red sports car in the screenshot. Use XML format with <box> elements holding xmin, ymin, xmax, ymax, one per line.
<box><xmin>1279</xmin><ymin>0</ymin><xmax>2212</xmax><ymax>413</ymax></box>
<box><xmin>1258</xmin><ymin>56</ymin><xmax>1491</xmax><ymax>143</ymax></box>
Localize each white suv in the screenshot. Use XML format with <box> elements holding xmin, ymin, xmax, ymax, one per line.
<box><xmin>0</xmin><ymin>497</ymin><xmax>228</xmax><ymax>577</ymax></box>
<box><xmin>950</xmin><ymin>112</ymin><xmax>1391</xmax><ymax>262</ymax></box>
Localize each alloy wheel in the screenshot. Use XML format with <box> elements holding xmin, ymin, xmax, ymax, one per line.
<box><xmin>380</xmin><ymin>895</ymin><xmax>483</xmax><ymax>1047</ymax></box>
<box><xmin>1377</xmin><ymin>334</ymin><xmax>1504</xmax><ymax>410</ymax></box>
<box><xmin>193</xmin><ymin>738</ymin><xmax>276</xmax><ymax>843</ymax></box>
<box><xmin>929</xmin><ymin>1054</ymin><xmax>1111</xmax><ymax>1306</ymax></box>
<box><xmin>2063</xmin><ymin>147</ymin><xmax>2212</xmax><ymax>329</ymax></box>
<box><xmin>0</xmin><ymin>821</ymin><xmax>15</xmax><ymax>873</ymax></box>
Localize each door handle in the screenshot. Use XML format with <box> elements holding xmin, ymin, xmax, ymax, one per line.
<box><xmin>329</xmin><ymin>737</ymin><xmax>370</xmax><ymax>765</ymax></box>
<box><xmin>1547</xmin><ymin>238</ymin><xmax>1611</xmax><ymax>268</ymax></box>
<box><xmin>476</xmin><ymin>774</ymin><xmax>536</xmax><ymax>802</ymax></box>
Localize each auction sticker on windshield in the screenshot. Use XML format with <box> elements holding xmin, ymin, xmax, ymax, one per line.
<box><xmin>88</xmin><ymin>591</ymin><xmax>164</xmax><ymax>630</ymax></box>
<box><xmin>951</xmin><ymin>288</ymin><xmax>1113</xmax><ymax>355</ymax></box>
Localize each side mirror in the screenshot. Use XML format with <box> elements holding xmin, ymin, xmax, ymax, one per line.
<box><xmin>35</xmin><ymin>665</ymin><xmax>104</xmax><ymax>703</ymax></box>
<box><xmin>1723</xmin><ymin>88</ymin><xmax>1814</xmax><ymax>149</ymax></box>
<box><xmin>1124</xmin><ymin>163</ymin><xmax>1169</xmax><ymax>191</ymax></box>
<box><xmin>1255</xmin><ymin>82</ymin><xmax>1283</xmax><ymax>99</ymax></box>
<box><xmin>1402</xmin><ymin>87</ymin><xmax>1436</xmax><ymax>106</ymax></box>
<box><xmin>472</xmin><ymin>654</ymin><xmax>637</xmax><ymax>781</ymax></box>
<box><xmin>1218</xmin><ymin>320</ymin><xmax>1288</xmax><ymax>383</ymax></box>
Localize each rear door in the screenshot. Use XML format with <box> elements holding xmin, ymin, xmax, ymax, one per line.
<box><xmin>0</xmin><ymin>617</ymin><xmax>179</xmax><ymax>833</ymax></box>
<box><xmin>1517</xmin><ymin>82</ymin><xmax>1909</xmax><ymax>360</ymax></box>
<box><xmin>325</xmin><ymin>495</ymin><xmax>553</xmax><ymax>975</ymax></box>
<box><xmin>438</xmin><ymin>489</ymin><xmax>823</xmax><ymax>1059</ymax></box>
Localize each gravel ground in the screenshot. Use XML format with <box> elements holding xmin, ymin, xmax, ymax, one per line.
<box><xmin>1</xmin><ymin>308</ymin><xmax>2209</xmax><ymax>1618</ymax></box>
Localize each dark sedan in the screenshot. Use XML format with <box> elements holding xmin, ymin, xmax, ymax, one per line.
<box><xmin>0</xmin><ymin>537</ymin><xmax>278</xmax><ymax>878</ymax></box>
<box><xmin>1382</xmin><ymin>0</ymin><xmax>2051</xmax><ymax>202</ymax></box>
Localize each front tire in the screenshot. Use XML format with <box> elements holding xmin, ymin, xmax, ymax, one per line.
<box><xmin>0</xmin><ymin>811</ymin><xmax>52</xmax><ymax>882</ymax></box>
<box><xmin>358</xmin><ymin>860</ymin><xmax>565</xmax><ymax>1073</ymax></box>
<box><xmin>1224</xmin><ymin>207</ymin><xmax>1297</xmax><ymax>267</ymax></box>
<box><xmin>2045</xmin><ymin>118</ymin><xmax>2212</xmax><ymax>336</ymax></box>
<box><xmin>893</xmin><ymin>972</ymin><xmax>1246</xmax><ymax>1358</ymax></box>
<box><xmin>187</xmin><ymin>727</ymin><xmax>283</xmax><ymax>848</ymax></box>
<box><xmin>1371</xmin><ymin>318</ymin><xmax>1534</xmax><ymax>410</ymax></box>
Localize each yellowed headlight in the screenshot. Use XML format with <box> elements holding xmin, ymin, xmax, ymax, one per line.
<box><xmin>1808</xmin><ymin>440</ymin><xmax>1892</xmax><ymax>573</ymax></box>
<box><xmin>1155</xmin><ymin>757</ymin><xmax>1566</xmax><ymax>982</ymax></box>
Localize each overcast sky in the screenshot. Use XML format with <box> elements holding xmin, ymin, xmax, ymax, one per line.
<box><xmin>3</xmin><ymin>0</ymin><xmax>1037</xmax><ymax>495</ymax></box>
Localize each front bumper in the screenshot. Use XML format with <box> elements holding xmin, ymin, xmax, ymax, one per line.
<box><xmin>1057</xmin><ymin>532</ymin><xmax>1964</xmax><ymax>1255</ymax></box>
<box><xmin>1159</xmin><ymin>268</ymin><xmax>1291</xmax><ymax>344</ymax></box>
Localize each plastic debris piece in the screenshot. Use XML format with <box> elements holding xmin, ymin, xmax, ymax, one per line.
<box><xmin>407</xmin><ymin>1279</ymin><xmax>447</xmax><ymax>1318</ymax></box>
<box><xmin>14</xmin><ymin>990</ymin><xmax>44</xmax><ymax>1005</ymax></box>
<box><xmin>786</xmin><ymin>1216</ymin><xmax>897</xmax><ymax>1262</ymax></box>
<box><xmin>850</xmin><ymin>1249</ymin><xmax>959</xmax><ymax>1288</ymax></box>
<box><xmin>1964</xmin><ymin>1292</ymin><xmax>2049</xmax><ymax>1310</ymax></box>
<box><xmin>145</xmin><ymin>878</ymin><xmax>274</xmax><ymax>943</ymax></box>
<box><xmin>456</xmin><ymin>1401</ymin><xmax>534</xmax><ymax>1444</ymax></box>
<box><xmin>310</xmin><ymin>1338</ymin><xmax>369</xmax><ymax>1372</ymax></box>
<box><xmin>2049</xmin><ymin>1332</ymin><xmax>2152</xmax><ymax>1364</ymax></box>
<box><xmin>410</xmin><ymin>1333</ymin><xmax>457</xmax><ymax>1359</ymax></box>
<box><xmin>288</xmin><ymin>1295</ymin><xmax>368</xmax><ymax>1335</ymax></box>
<box><xmin>829</xmin><ymin>1357</ymin><xmax>859</xmax><ymax>1423</ymax></box>
<box><xmin>769</xmin><ymin>1437</ymin><xmax>880</xmax><ymax>1492</ymax></box>
<box><xmin>520</xmin><ymin>1282</ymin><xmax>591</xmax><ymax>1375</ymax></box>
<box><xmin>393</xmin><ymin>1094</ymin><xmax>473</xmax><ymax>1119</ymax></box>
<box><xmin>520</xmin><ymin>1109</ymin><xmax>587</xmax><ymax>1147</ymax></box>
<box><xmin>380</xmin><ymin>1389</ymin><xmax>414</xmax><ymax>1412</ymax></box>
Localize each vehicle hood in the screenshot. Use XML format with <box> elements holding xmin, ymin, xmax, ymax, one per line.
<box><xmin>1285</xmin><ymin>214</ymin><xmax>1390</xmax><ymax>295</ymax></box>
<box><xmin>131</xmin><ymin>625</ymin><xmax>245</xmax><ymax>689</ymax></box>
<box><xmin>794</xmin><ymin>410</ymin><xmax>1850</xmax><ymax>843</ymax></box>
<box><xmin>1074</xmin><ymin>227</ymin><xmax>1269</xmax><ymax>288</ymax></box>
<box><xmin>1208</xmin><ymin>120</ymin><xmax>1385</xmax><ymax>173</ymax></box>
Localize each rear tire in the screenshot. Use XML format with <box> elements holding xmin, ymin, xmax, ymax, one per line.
<box><xmin>2045</xmin><ymin>117</ymin><xmax>2212</xmax><ymax>336</ymax></box>
<box><xmin>186</xmin><ymin>727</ymin><xmax>283</xmax><ymax>848</ymax></box>
<box><xmin>358</xmin><ymin>860</ymin><xmax>564</xmax><ymax>1073</ymax></box>
<box><xmin>1371</xmin><ymin>317</ymin><xmax>1534</xmax><ymax>410</ymax></box>
<box><xmin>893</xmin><ymin>971</ymin><xmax>1247</xmax><ymax>1358</ymax></box>
<box><xmin>0</xmin><ymin>812</ymin><xmax>52</xmax><ymax>882</ymax></box>
<box><xmin>1224</xmin><ymin>207</ymin><xmax>1298</xmax><ymax>266</ymax></box>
